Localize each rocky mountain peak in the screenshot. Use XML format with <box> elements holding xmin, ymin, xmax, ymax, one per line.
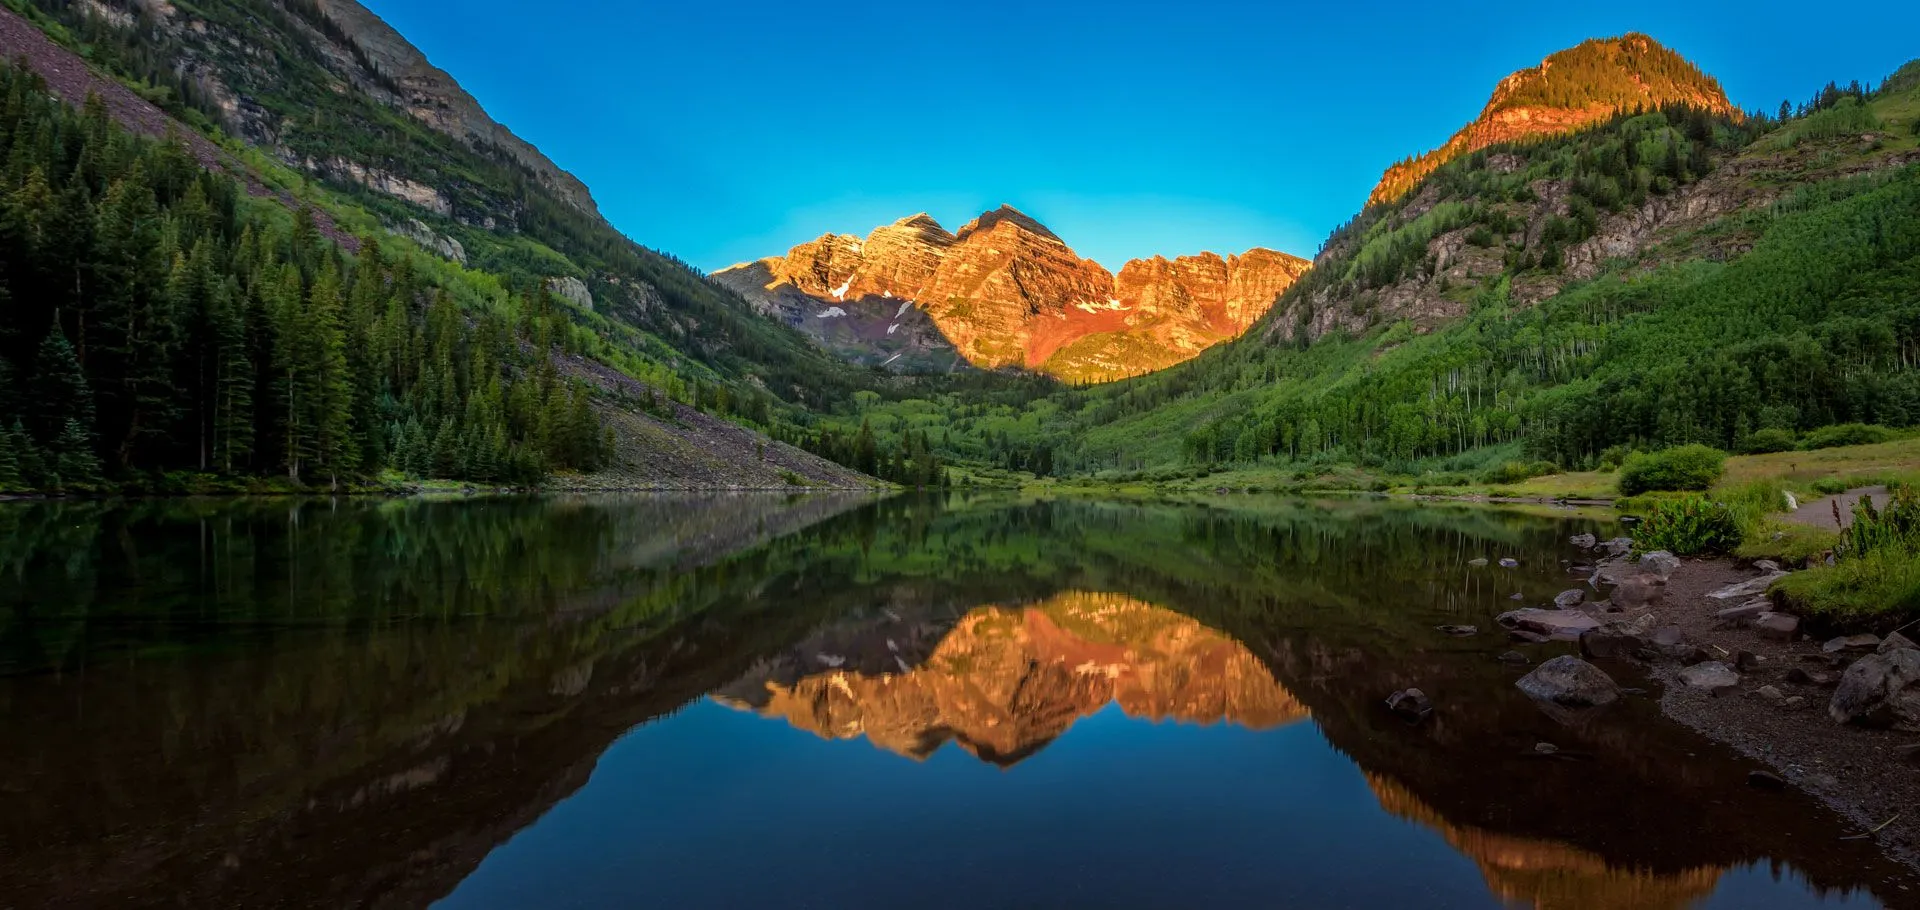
<box><xmin>1368</xmin><ymin>33</ymin><xmax>1736</xmax><ymax>206</ymax></box>
<box><xmin>715</xmin><ymin>208</ymin><xmax>1309</xmax><ymax>382</ymax></box>
<box><xmin>956</xmin><ymin>204</ymin><xmax>1061</xmax><ymax>242</ymax></box>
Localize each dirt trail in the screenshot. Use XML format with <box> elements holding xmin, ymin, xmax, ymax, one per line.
<box><xmin>1786</xmin><ymin>486</ymin><xmax>1891</xmax><ymax>531</ymax></box>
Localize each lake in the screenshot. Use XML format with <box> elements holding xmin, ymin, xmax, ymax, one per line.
<box><xmin>0</xmin><ymin>494</ymin><xmax>1905</xmax><ymax>908</ymax></box>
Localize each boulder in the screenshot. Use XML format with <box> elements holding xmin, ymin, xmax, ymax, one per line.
<box><xmin>1602</xmin><ymin>538</ymin><xmax>1635</xmax><ymax>557</ymax></box>
<box><xmin>1879</xmin><ymin>631</ymin><xmax>1918</xmax><ymax>654</ymax></box>
<box><xmin>1579</xmin><ymin>614</ymin><xmax>1657</xmax><ymax>660</ymax></box>
<box><xmin>1612</xmin><ymin>576</ymin><xmax>1667</xmax><ymax>610</ymax></box>
<box><xmin>1707</xmin><ymin>573</ymin><xmax>1790</xmax><ymax>601</ymax></box>
<box><xmin>1639</xmin><ymin>550</ymin><xmax>1682</xmax><ymax>581</ymax></box>
<box><xmin>1516</xmin><ymin>656</ymin><xmax>1621</xmax><ymax>708</ymax></box>
<box><xmin>1753</xmin><ymin>612</ymin><xmax>1801</xmax><ymax>641</ymax></box>
<box><xmin>1823</xmin><ymin>634</ymin><xmax>1882</xmax><ymax>654</ymax></box>
<box><xmin>1829</xmin><ymin>650</ymin><xmax>1920</xmax><ymax>727</ymax></box>
<box><xmin>1498</xmin><ymin>609</ymin><xmax>1603</xmax><ymax>640</ymax></box>
<box><xmin>1386</xmin><ymin>688</ymin><xmax>1434</xmax><ymax>723</ymax></box>
<box><xmin>1678</xmin><ymin>661</ymin><xmax>1741</xmax><ymax>694</ymax></box>
<box><xmin>1570</xmin><ymin>533</ymin><xmax>1598</xmax><ymax>550</ymax></box>
<box><xmin>1554</xmin><ymin>589</ymin><xmax>1588</xmax><ymax>608</ymax></box>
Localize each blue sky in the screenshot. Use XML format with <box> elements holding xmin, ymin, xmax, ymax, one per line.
<box><xmin>360</xmin><ymin>0</ymin><xmax>1919</xmax><ymax>272</ymax></box>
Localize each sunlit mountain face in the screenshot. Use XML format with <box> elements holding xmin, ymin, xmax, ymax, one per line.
<box><xmin>714</xmin><ymin>592</ymin><xmax>1307</xmax><ymax>764</ymax></box>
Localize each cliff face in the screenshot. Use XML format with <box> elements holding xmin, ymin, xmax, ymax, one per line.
<box><xmin>1368</xmin><ymin>34</ymin><xmax>1737</xmax><ymax>206</ymax></box>
<box><xmin>308</xmin><ymin>0</ymin><xmax>601</xmax><ymax>219</ymax></box>
<box><xmin>716</xmin><ymin>206</ymin><xmax>1309</xmax><ymax>382</ymax></box>
<box><xmin>712</xmin><ymin>592</ymin><xmax>1307</xmax><ymax>765</ymax></box>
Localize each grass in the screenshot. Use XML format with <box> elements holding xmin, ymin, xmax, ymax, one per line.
<box><xmin>1773</xmin><ymin>550</ymin><xmax>1920</xmax><ymax>626</ymax></box>
<box><xmin>1717</xmin><ymin>437</ymin><xmax>1920</xmax><ymax>489</ymax></box>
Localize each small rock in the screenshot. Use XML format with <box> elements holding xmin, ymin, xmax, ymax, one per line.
<box><xmin>1753</xmin><ymin>685</ymin><xmax>1785</xmax><ymax>704</ymax></box>
<box><xmin>1651</xmin><ymin>626</ymin><xmax>1685</xmax><ymax>648</ymax></box>
<box><xmin>1754</xmin><ymin>612</ymin><xmax>1801</xmax><ymax>641</ymax></box>
<box><xmin>1602</xmin><ymin>537</ymin><xmax>1635</xmax><ymax>556</ymax></box>
<box><xmin>1786</xmin><ymin>667</ymin><xmax>1836</xmax><ymax>687</ymax></box>
<box><xmin>1678</xmin><ymin>661</ymin><xmax>1741</xmax><ymax>694</ymax></box>
<box><xmin>1753</xmin><ymin>559</ymin><xmax>1781</xmax><ymax>573</ymax></box>
<box><xmin>1386</xmin><ymin>688</ymin><xmax>1433</xmax><ymax>723</ymax></box>
<box><xmin>1534</xmin><ymin>742</ymin><xmax>1559</xmax><ymax>754</ymax></box>
<box><xmin>1747</xmin><ymin>770</ymin><xmax>1787</xmax><ymax>790</ymax></box>
<box><xmin>1509</xmin><ymin>593</ymin><xmax>1525</xmax><ymax>601</ymax></box>
<box><xmin>1499</xmin><ymin>558</ymin><xmax>1520</xmax><ymax>568</ymax></box>
<box><xmin>1499</xmin><ymin>608</ymin><xmax>1604</xmax><ymax>638</ymax></box>
<box><xmin>1516</xmin><ymin>656</ymin><xmax>1622</xmax><ymax>708</ymax></box>
<box><xmin>1509</xmin><ymin>630</ymin><xmax>1551</xmax><ymax>644</ymax></box>
<box><xmin>1879</xmin><ymin>631</ymin><xmax>1918</xmax><ymax>654</ymax></box>
<box><xmin>1496</xmin><ymin>650</ymin><xmax>1531</xmax><ymax>665</ymax></box>
<box><xmin>1581</xmin><ymin>616</ymin><xmax>1654</xmax><ymax>660</ymax></box>
<box><xmin>1735</xmin><ymin>650</ymin><xmax>1762</xmax><ymax>671</ymax></box>
<box><xmin>1707</xmin><ymin>573</ymin><xmax>1790</xmax><ymax>601</ymax></box>
<box><xmin>1715</xmin><ymin>600</ymin><xmax>1769</xmax><ymax>624</ymax></box>
<box><xmin>1682</xmin><ymin>647</ymin><xmax>1717</xmax><ymax>666</ymax></box>
<box><xmin>1570</xmin><ymin>533</ymin><xmax>1598</xmax><ymax>550</ymax></box>
<box><xmin>1783</xmin><ymin>696</ymin><xmax>1808</xmax><ymax>710</ymax></box>
<box><xmin>1435</xmin><ymin>624</ymin><xmax>1478</xmax><ymax>637</ymax></box>
<box><xmin>1554</xmin><ymin>589</ymin><xmax>1587</xmax><ymax>608</ymax></box>
<box><xmin>1468</xmin><ymin>558</ymin><xmax>1489</xmax><ymax>568</ymax></box>
<box><xmin>1824</xmin><ymin>634</ymin><xmax>1882</xmax><ymax>654</ymax></box>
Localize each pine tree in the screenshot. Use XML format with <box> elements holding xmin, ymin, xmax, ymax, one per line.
<box><xmin>50</xmin><ymin>416</ymin><xmax>101</xmax><ymax>488</ymax></box>
<box><xmin>28</xmin><ymin>326</ymin><xmax>94</xmax><ymax>447</ymax></box>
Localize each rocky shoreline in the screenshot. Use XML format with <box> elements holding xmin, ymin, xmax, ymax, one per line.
<box><xmin>1502</xmin><ymin>538</ymin><xmax>1920</xmax><ymax>879</ymax></box>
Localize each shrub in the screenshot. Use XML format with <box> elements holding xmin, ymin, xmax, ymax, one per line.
<box><xmin>1799</xmin><ymin>423</ymin><xmax>1894</xmax><ymax>450</ymax></box>
<box><xmin>1739</xmin><ymin>428</ymin><xmax>1798</xmax><ymax>454</ymax></box>
<box><xmin>1597</xmin><ymin>444</ymin><xmax>1636</xmax><ymax>472</ymax></box>
<box><xmin>1773</xmin><ymin>549</ymin><xmax>1920</xmax><ymax>620</ymax></box>
<box><xmin>1617</xmin><ymin>445</ymin><xmax>1727</xmax><ymax>495</ymax></box>
<box><xmin>1839</xmin><ymin>485</ymin><xmax>1920</xmax><ymax>560</ymax></box>
<box><xmin>1813</xmin><ymin>476</ymin><xmax>1851</xmax><ymax>495</ymax></box>
<box><xmin>1482</xmin><ymin>460</ymin><xmax>1559</xmax><ymax>484</ymax></box>
<box><xmin>1634</xmin><ymin>495</ymin><xmax>1743</xmax><ymax>556</ymax></box>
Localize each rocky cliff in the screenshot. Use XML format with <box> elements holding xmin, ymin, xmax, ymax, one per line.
<box><xmin>716</xmin><ymin>206</ymin><xmax>1309</xmax><ymax>382</ymax></box>
<box><xmin>712</xmin><ymin>592</ymin><xmax>1307</xmax><ymax>764</ymax></box>
<box><xmin>1369</xmin><ymin>34</ymin><xmax>1737</xmax><ymax>207</ymax></box>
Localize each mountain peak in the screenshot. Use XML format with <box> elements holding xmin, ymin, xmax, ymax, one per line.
<box><xmin>1368</xmin><ymin>33</ymin><xmax>1734</xmax><ymax>206</ymax></box>
<box><xmin>957</xmin><ymin>204</ymin><xmax>1060</xmax><ymax>242</ymax></box>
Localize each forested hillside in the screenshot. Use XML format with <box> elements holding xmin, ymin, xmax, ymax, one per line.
<box><xmin>0</xmin><ymin>0</ymin><xmax>945</xmax><ymax>491</ymax></box>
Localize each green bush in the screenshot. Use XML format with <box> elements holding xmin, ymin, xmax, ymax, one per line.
<box><xmin>1633</xmin><ymin>495</ymin><xmax>1743</xmax><ymax>556</ymax></box>
<box><xmin>1739</xmin><ymin>428</ymin><xmax>1798</xmax><ymax>454</ymax></box>
<box><xmin>1839</xmin><ymin>485</ymin><xmax>1920</xmax><ymax>560</ymax></box>
<box><xmin>1597</xmin><ymin>444</ymin><xmax>1637</xmax><ymax>471</ymax></box>
<box><xmin>1813</xmin><ymin>476</ymin><xmax>1851</xmax><ymax>495</ymax></box>
<box><xmin>1799</xmin><ymin>423</ymin><xmax>1894</xmax><ymax>450</ymax></box>
<box><xmin>1617</xmin><ymin>445</ymin><xmax>1727</xmax><ymax>495</ymax></box>
<box><xmin>1482</xmin><ymin>460</ymin><xmax>1560</xmax><ymax>484</ymax></box>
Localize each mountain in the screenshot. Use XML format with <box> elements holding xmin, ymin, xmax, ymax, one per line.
<box><xmin>713</xmin><ymin>591</ymin><xmax>1305</xmax><ymax>765</ymax></box>
<box><xmin>1369</xmin><ymin>34</ymin><xmax>1738</xmax><ymax>206</ymax></box>
<box><xmin>0</xmin><ymin>0</ymin><xmax>907</xmax><ymax>492</ymax></box>
<box><xmin>716</xmin><ymin>206</ymin><xmax>1309</xmax><ymax>383</ymax></box>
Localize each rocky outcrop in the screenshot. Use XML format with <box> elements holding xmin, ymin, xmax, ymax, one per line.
<box><xmin>712</xmin><ymin>592</ymin><xmax>1307</xmax><ymax>764</ymax></box>
<box><xmin>389</xmin><ymin>218</ymin><xmax>466</xmax><ymax>264</ymax></box>
<box><xmin>716</xmin><ymin>206</ymin><xmax>1308</xmax><ymax>381</ymax></box>
<box><xmin>546</xmin><ymin>276</ymin><xmax>594</xmax><ymax>311</ymax></box>
<box><xmin>1369</xmin><ymin>34</ymin><xmax>1736</xmax><ymax>206</ymax></box>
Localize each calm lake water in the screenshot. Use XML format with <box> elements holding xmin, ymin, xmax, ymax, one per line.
<box><xmin>0</xmin><ymin>494</ymin><xmax>1908</xmax><ymax>908</ymax></box>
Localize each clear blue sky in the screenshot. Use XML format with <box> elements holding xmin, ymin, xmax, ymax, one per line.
<box><xmin>360</xmin><ymin>0</ymin><xmax>1918</xmax><ymax>272</ymax></box>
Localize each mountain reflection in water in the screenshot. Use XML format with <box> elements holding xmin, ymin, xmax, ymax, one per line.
<box><xmin>0</xmin><ymin>494</ymin><xmax>1907</xmax><ymax>909</ymax></box>
<box><xmin>714</xmin><ymin>592</ymin><xmax>1307</xmax><ymax>763</ymax></box>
